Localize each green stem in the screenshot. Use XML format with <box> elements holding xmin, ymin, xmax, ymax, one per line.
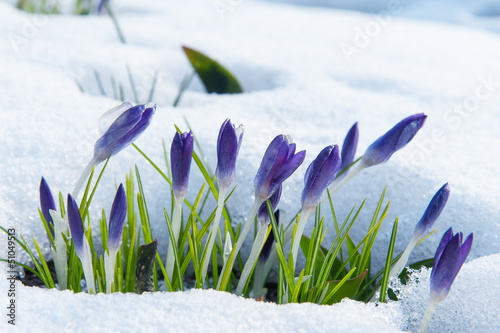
<box><xmin>104</xmin><ymin>2</ymin><xmax>126</xmax><ymax>44</ymax></box>
<box><xmin>390</xmin><ymin>235</ymin><xmax>418</xmax><ymax>279</ymax></box>
<box><xmin>80</xmin><ymin>238</ymin><xmax>95</xmax><ymax>294</ymax></box>
<box><xmin>328</xmin><ymin>161</ymin><xmax>366</xmax><ymax>196</ymax></box>
<box><xmin>418</xmin><ymin>301</ymin><xmax>438</xmax><ymax>333</ymax></box>
<box><xmin>235</xmin><ymin>224</ymin><xmax>268</xmax><ymax>295</ymax></box>
<box><xmin>72</xmin><ymin>158</ymin><xmax>97</xmax><ymax>198</ymax></box>
<box><xmin>165</xmin><ymin>199</ymin><xmax>183</xmax><ymax>284</ymax></box>
<box><xmin>49</xmin><ymin>211</ymin><xmax>68</xmax><ymax>290</ymax></box>
<box><xmin>201</xmin><ymin>187</ymin><xmax>227</xmax><ymax>283</ymax></box>
<box><xmin>217</xmin><ymin>199</ymin><xmax>262</xmax><ymax>290</ymax></box>
<box><xmin>104</xmin><ymin>249</ymin><xmax>118</xmax><ymax>293</ymax></box>
<box><xmin>289</xmin><ymin>208</ymin><xmax>314</xmax><ymax>267</ymax></box>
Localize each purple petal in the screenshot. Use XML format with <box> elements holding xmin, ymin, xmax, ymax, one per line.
<box><xmin>171</xmin><ymin>131</ymin><xmax>194</xmax><ymax>199</ymax></box>
<box><xmin>107</xmin><ymin>184</ymin><xmax>127</xmax><ymax>252</ymax></box>
<box><xmin>40</xmin><ymin>177</ymin><xmax>56</xmax><ymax>237</ymax></box>
<box><xmin>257</xmin><ymin>185</ymin><xmax>282</xmax><ymax>226</ymax></box>
<box><xmin>67</xmin><ymin>194</ymin><xmax>84</xmax><ymax>257</ymax></box>
<box><xmin>254</xmin><ymin>135</ymin><xmax>306</xmax><ymax>201</ymax></box>
<box><xmin>430</xmin><ymin>233</ymin><xmax>461</xmax><ymax>301</ymax></box>
<box><xmin>460</xmin><ymin>233</ymin><xmax>473</xmax><ymax>265</ymax></box>
<box><xmin>216</xmin><ymin>119</ymin><xmax>244</xmax><ymax>190</ymax></box>
<box><xmin>340</xmin><ymin>122</ymin><xmax>359</xmax><ymax>171</ymax></box>
<box><xmin>430</xmin><ymin>230</ymin><xmax>473</xmax><ymax>303</ymax></box>
<box><xmin>94</xmin><ymin>104</ymin><xmax>155</xmax><ymax>163</ymax></box>
<box><xmin>432</xmin><ymin>227</ymin><xmax>454</xmax><ymax>276</ymax></box>
<box><xmin>362</xmin><ymin>113</ymin><xmax>426</xmax><ymax>167</ymax></box>
<box><xmin>254</xmin><ymin>136</ymin><xmax>287</xmax><ymax>195</ymax></box>
<box><xmin>264</xmin><ymin>149</ymin><xmax>306</xmax><ymax>198</ymax></box>
<box><xmin>413</xmin><ymin>183</ymin><xmax>450</xmax><ymax>239</ymax></box>
<box><xmin>301</xmin><ymin>145</ymin><xmax>341</xmax><ymax>210</ymax></box>
<box><xmin>287</xmin><ymin>142</ymin><xmax>296</xmax><ymax>159</ymax></box>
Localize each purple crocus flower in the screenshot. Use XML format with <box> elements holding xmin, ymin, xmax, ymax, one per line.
<box><xmin>171</xmin><ymin>131</ymin><xmax>194</xmax><ymax>200</ymax></box>
<box><xmin>107</xmin><ymin>184</ymin><xmax>127</xmax><ymax>253</ymax></box>
<box><xmin>254</xmin><ymin>135</ymin><xmax>306</xmax><ymax>201</ymax></box>
<box><xmin>73</xmin><ymin>102</ymin><xmax>156</xmax><ymax>197</ymax></box>
<box><xmin>94</xmin><ymin>103</ymin><xmax>156</xmax><ymax>164</ymax></box>
<box><xmin>67</xmin><ymin>194</ymin><xmax>85</xmax><ymax>256</ymax></box>
<box><xmin>340</xmin><ymin>122</ymin><xmax>359</xmax><ymax>172</ymax></box>
<box><xmin>430</xmin><ymin>228</ymin><xmax>473</xmax><ymax>303</ymax></box>
<box><xmin>216</xmin><ymin>119</ymin><xmax>244</xmax><ymax>190</ymax></box>
<box><xmin>362</xmin><ymin>113</ymin><xmax>427</xmax><ymax>167</ymax></box>
<box><xmin>67</xmin><ymin>193</ymin><xmax>95</xmax><ymax>293</ymax></box>
<box><xmin>414</xmin><ymin>183</ymin><xmax>450</xmax><ymax>239</ymax></box>
<box><xmin>40</xmin><ymin>177</ymin><xmax>56</xmax><ymax>237</ymax></box>
<box><xmin>301</xmin><ymin>145</ymin><xmax>341</xmax><ymax>211</ymax></box>
<box><xmin>389</xmin><ymin>183</ymin><xmax>451</xmax><ymax>279</ymax></box>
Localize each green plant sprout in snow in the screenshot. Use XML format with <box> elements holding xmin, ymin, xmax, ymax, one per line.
<box><xmin>1</xmin><ymin>104</ymin><xmax>473</xmax><ymax>333</ymax></box>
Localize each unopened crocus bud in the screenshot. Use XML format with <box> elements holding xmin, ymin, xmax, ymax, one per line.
<box><xmin>301</xmin><ymin>145</ymin><xmax>341</xmax><ymax>211</ymax></box>
<box><xmin>40</xmin><ymin>177</ymin><xmax>56</xmax><ymax>237</ymax></box>
<box><xmin>389</xmin><ymin>183</ymin><xmax>451</xmax><ymax>280</ymax></box>
<box><xmin>73</xmin><ymin>102</ymin><xmax>156</xmax><ymax>197</ymax></box>
<box><xmin>414</xmin><ymin>183</ymin><xmax>450</xmax><ymax>240</ymax></box>
<box><xmin>340</xmin><ymin>122</ymin><xmax>359</xmax><ymax>172</ymax></box>
<box><xmin>430</xmin><ymin>228</ymin><xmax>473</xmax><ymax>304</ymax></box>
<box><xmin>94</xmin><ymin>103</ymin><xmax>156</xmax><ymax>164</ymax></box>
<box><xmin>418</xmin><ymin>228</ymin><xmax>473</xmax><ymax>333</ymax></box>
<box><xmin>105</xmin><ymin>184</ymin><xmax>127</xmax><ymax>293</ymax></box>
<box><xmin>67</xmin><ymin>194</ymin><xmax>85</xmax><ymax>257</ymax></box>
<box><xmin>67</xmin><ymin>193</ymin><xmax>95</xmax><ymax>293</ymax></box>
<box><xmin>171</xmin><ymin>131</ymin><xmax>194</xmax><ymax>200</ymax></box>
<box><xmin>362</xmin><ymin>113</ymin><xmax>426</xmax><ymax>167</ymax></box>
<box><xmin>107</xmin><ymin>184</ymin><xmax>127</xmax><ymax>253</ymax></box>
<box><xmin>254</xmin><ymin>135</ymin><xmax>305</xmax><ymax>202</ymax></box>
<box><xmin>216</xmin><ymin>119</ymin><xmax>244</xmax><ymax>190</ymax></box>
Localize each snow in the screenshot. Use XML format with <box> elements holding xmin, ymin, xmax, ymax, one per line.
<box><xmin>0</xmin><ymin>0</ymin><xmax>499</xmax><ymax>331</ymax></box>
<box><xmin>2</xmin><ymin>253</ymin><xmax>498</xmax><ymax>332</ymax></box>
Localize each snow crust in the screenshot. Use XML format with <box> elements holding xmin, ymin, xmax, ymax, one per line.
<box><xmin>1</xmin><ymin>254</ymin><xmax>498</xmax><ymax>332</ymax></box>
<box><xmin>0</xmin><ymin>0</ymin><xmax>499</xmax><ymax>331</ymax></box>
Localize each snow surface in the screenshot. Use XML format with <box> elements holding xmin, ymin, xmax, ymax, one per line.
<box><xmin>0</xmin><ymin>0</ymin><xmax>499</xmax><ymax>331</ymax></box>
<box><xmin>1</xmin><ymin>253</ymin><xmax>498</xmax><ymax>332</ymax></box>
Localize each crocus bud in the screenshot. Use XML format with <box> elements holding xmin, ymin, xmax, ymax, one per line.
<box><xmin>257</xmin><ymin>185</ymin><xmax>282</xmax><ymax>227</ymax></box>
<box><xmin>107</xmin><ymin>184</ymin><xmax>127</xmax><ymax>253</ymax></box>
<box><xmin>414</xmin><ymin>183</ymin><xmax>450</xmax><ymax>240</ymax></box>
<box><xmin>94</xmin><ymin>103</ymin><xmax>155</xmax><ymax>164</ymax></box>
<box><xmin>216</xmin><ymin>119</ymin><xmax>244</xmax><ymax>190</ymax></box>
<box><xmin>340</xmin><ymin>122</ymin><xmax>359</xmax><ymax>172</ymax></box>
<box><xmin>254</xmin><ymin>135</ymin><xmax>306</xmax><ymax>202</ymax></box>
<box><xmin>259</xmin><ymin>210</ymin><xmax>280</xmax><ymax>262</ymax></box>
<box><xmin>40</xmin><ymin>177</ymin><xmax>56</xmax><ymax>237</ymax></box>
<box><xmin>94</xmin><ymin>103</ymin><xmax>156</xmax><ymax>164</ymax></box>
<box><xmin>67</xmin><ymin>193</ymin><xmax>96</xmax><ymax>294</ymax></box>
<box><xmin>301</xmin><ymin>145</ymin><xmax>341</xmax><ymax>211</ymax></box>
<box><xmin>171</xmin><ymin>131</ymin><xmax>194</xmax><ymax>200</ymax></box>
<box><xmin>430</xmin><ymin>228</ymin><xmax>473</xmax><ymax>304</ymax></box>
<box><xmin>362</xmin><ymin>113</ymin><xmax>426</xmax><ymax>167</ymax></box>
<box><xmin>73</xmin><ymin>103</ymin><xmax>156</xmax><ymax>197</ymax></box>
<box><xmin>388</xmin><ymin>183</ymin><xmax>451</xmax><ymax>280</ymax></box>
<box><xmin>67</xmin><ymin>194</ymin><xmax>85</xmax><ymax>258</ymax></box>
